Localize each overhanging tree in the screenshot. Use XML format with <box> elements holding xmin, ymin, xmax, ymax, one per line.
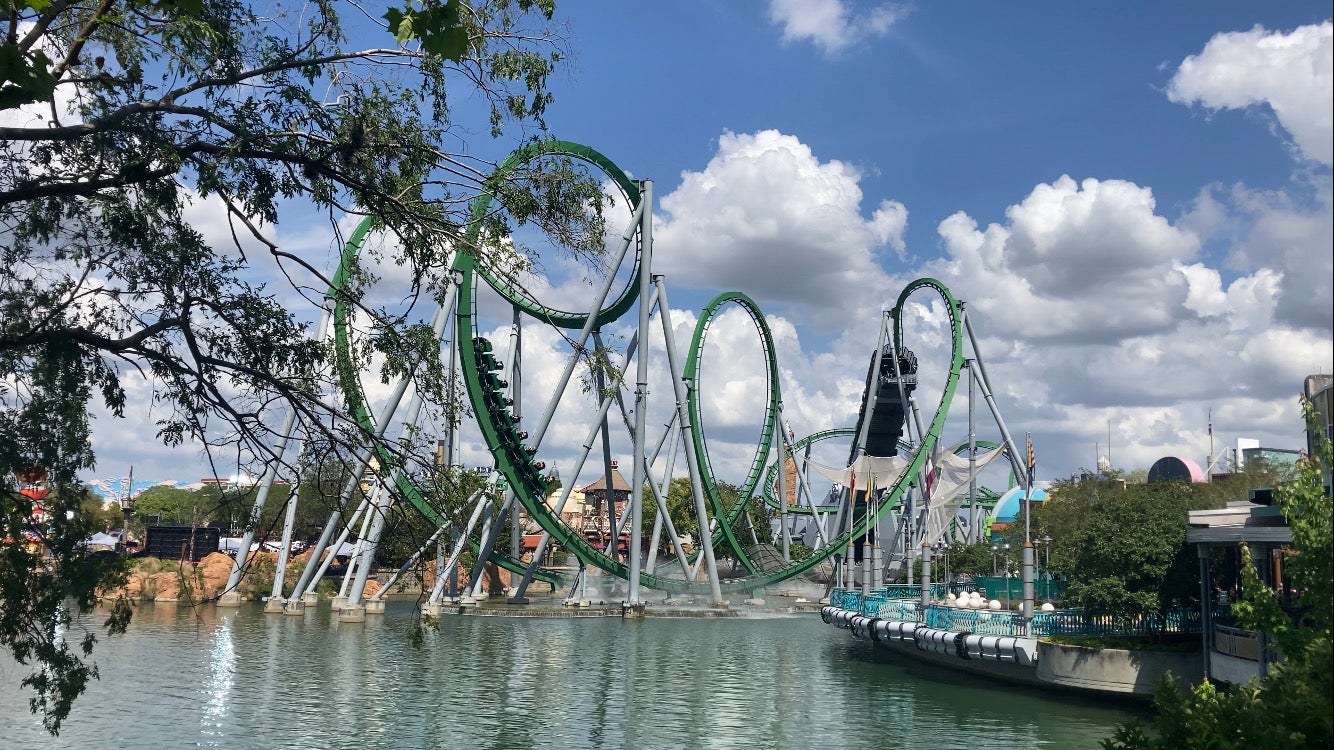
<box><xmin>1</xmin><ymin>0</ymin><xmax>602</xmax><ymax>733</ymax></box>
<box><xmin>1103</xmin><ymin>400</ymin><xmax>1333</xmax><ymax>749</ymax></box>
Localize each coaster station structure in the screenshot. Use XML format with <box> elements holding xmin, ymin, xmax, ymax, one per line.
<box><xmin>214</xmin><ymin>142</ymin><xmax>1032</xmax><ymax>619</ymax></box>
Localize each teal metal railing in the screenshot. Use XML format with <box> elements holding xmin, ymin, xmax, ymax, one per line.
<box><xmin>829</xmin><ymin>589</ymin><xmax>862</xmax><ymax>610</ymax></box>
<box><xmin>876</xmin><ymin>600</ymin><xmax>922</xmax><ymax>622</ymax></box>
<box><xmin>1030</xmin><ymin>607</ymin><xmax>1201</xmax><ymax>637</ymax></box>
<box><xmin>828</xmin><ymin>587</ymin><xmax>1201</xmax><ymax>638</ymax></box>
<box><xmin>925</xmin><ymin>606</ymin><xmax>1024</xmax><ymax>635</ymax></box>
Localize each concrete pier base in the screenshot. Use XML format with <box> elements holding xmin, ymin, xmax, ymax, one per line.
<box><xmin>302</xmin><ymin>591</ymin><xmax>318</xmax><ymax>605</ymax></box>
<box><xmin>263</xmin><ymin>597</ymin><xmax>286</xmax><ymax>614</ymax></box>
<box><xmin>365</xmin><ymin>599</ymin><xmax>386</xmax><ymax>615</ymax></box>
<box><xmin>217</xmin><ymin>591</ymin><xmax>243</xmax><ymax>607</ymax></box>
<box><xmin>622</xmin><ymin>602</ymin><xmax>646</xmax><ymax>620</ymax></box>
<box><xmin>337</xmin><ymin>605</ymin><xmax>366</xmax><ymax>623</ymax></box>
<box><xmin>283</xmin><ymin>599</ymin><xmax>305</xmax><ymax>615</ymax></box>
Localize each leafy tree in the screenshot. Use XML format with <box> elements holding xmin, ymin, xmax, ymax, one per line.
<box><xmin>658</xmin><ymin>476</ymin><xmax>763</xmax><ymax>558</ymax></box>
<box><xmin>663</xmin><ymin>475</ymin><xmax>701</xmax><ymax>542</ymax></box>
<box><xmin>2</xmin><ymin>0</ymin><xmax>595</xmax><ymax>732</ymax></box>
<box><xmin>377</xmin><ymin>465</ymin><xmax>491</xmax><ymax>567</ymax></box>
<box><xmin>77</xmin><ymin>486</ymin><xmax>124</xmax><ymax>533</ymax></box>
<box><xmin>0</xmin><ymin>476</ymin><xmax>131</xmax><ymax>734</ymax></box>
<box><xmin>1103</xmin><ymin>400</ymin><xmax>1333</xmax><ymax>749</ymax></box>
<box><xmin>945</xmin><ymin>540</ymin><xmax>997</xmax><ymax>578</ymax></box>
<box><xmin>990</xmin><ymin>467</ymin><xmax>1266</xmax><ymax>624</ymax></box>
<box><xmin>1058</xmin><ymin>482</ymin><xmax>1205</xmax><ymax>630</ymax></box>
<box><xmin>131</xmin><ymin>484</ymin><xmax>217</xmax><ymax>528</ymax></box>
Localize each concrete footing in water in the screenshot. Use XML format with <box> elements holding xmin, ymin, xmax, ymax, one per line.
<box><xmin>337</xmin><ymin>604</ymin><xmax>366</xmax><ymax>623</ymax></box>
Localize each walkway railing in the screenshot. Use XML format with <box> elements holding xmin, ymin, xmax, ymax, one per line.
<box><xmin>829</xmin><ymin>587</ymin><xmax>1201</xmax><ymax>638</ymax></box>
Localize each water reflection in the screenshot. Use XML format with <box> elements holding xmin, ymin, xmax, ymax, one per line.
<box><xmin>0</xmin><ymin>602</ymin><xmax>1140</xmax><ymax>749</ymax></box>
<box><xmin>200</xmin><ymin>614</ymin><xmax>236</xmax><ymax>744</ymax></box>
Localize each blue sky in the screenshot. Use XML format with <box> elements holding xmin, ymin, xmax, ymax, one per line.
<box><xmin>74</xmin><ymin>1</ymin><xmax>1331</xmax><ymax>495</ymax></box>
<box><xmin>548</xmin><ymin>2</ymin><xmax>1322</xmax><ymax>237</ymax></box>
<box><xmin>517</xmin><ymin>2</ymin><xmax>1333</xmax><ymax>480</ymax></box>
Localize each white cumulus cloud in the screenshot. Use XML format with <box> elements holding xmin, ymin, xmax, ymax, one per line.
<box><xmin>930</xmin><ymin>175</ymin><xmax>1201</xmax><ymax>343</ymax></box>
<box><xmin>1168</xmin><ymin>21</ymin><xmax>1334</xmax><ymax>165</ymax></box>
<box><xmin>654</xmin><ymin>129</ymin><xmax>907</xmax><ymax>331</ymax></box>
<box><xmin>766</xmin><ymin>0</ymin><xmax>909</xmax><ymax>56</ymax></box>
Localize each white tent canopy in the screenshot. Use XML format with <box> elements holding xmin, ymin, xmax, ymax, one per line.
<box><xmin>83</xmin><ymin>531</ymin><xmax>121</xmax><ymax>550</ymax></box>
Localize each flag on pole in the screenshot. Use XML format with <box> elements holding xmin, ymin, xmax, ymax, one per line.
<box><xmin>1025</xmin><ymin>433</ymin><xmax>1036</xmax><ymax>485</ymax></box>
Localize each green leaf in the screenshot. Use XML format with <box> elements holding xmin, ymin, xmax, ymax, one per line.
<box><xmin>149</xmin><ymin>0</ymin><xmax>204</xmax><ymax>14</ymax></box>
<box><xmin>383</xmin><ymin>0</ymin><xmax>470</xmax><ymax>62</ymax></box>
<box><xmin>384</xmin><ymin>9</ymin><xmax>412</xmax><ymax>45</ymax></box>
<box><xmin>0</xmin><ymin>46</ymin><xmax>57</xmax><ymax>110</ymax></box>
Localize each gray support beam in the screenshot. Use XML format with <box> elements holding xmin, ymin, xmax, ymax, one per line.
<box><xmin>371</xmin><ymin>523</ymin><xmax>449</xmax><ymax>602</ymax></box>
<box><xmin>218</xmin><ymin>405</ymin><xmax>300</xmax><ymax>604</ymax></box>
<box><xmin>652</xmin><ymin>278</ymin><xmax>724</xmax><ymax>604</ymax></box>
<box><xmin>644</xmin><ymin>415</ymin><xmax>680</xmax><ymax>574</ymax></box>
<box><xmin>509</xmin><ymin>307</ymin><xmax>523</xmax><ymax>565</ymax></box>
<box><xmin>223</xmin><ymin>302</ymin><xmax>335</xmax><ymax>605</ymax></box>
<box><xmin>920</xmin><ymin>543</ymin><xmax>933</xmax><ymax>607</ymax></box>
<box><xmin>345</xmin><ymin>481</ymin><xmax>392</xmax><ymax>609</ymax></box>
<box><xmin>269</xmin><ymin>440</ymin><xmax>306</xmax><ymax>605</ymax></box>
<box><xmin>299</xmin><ymin>497</ymin><xmax>369</xmax><ymax>599</ymax></box>
<box><xmin>426</xmin><ymin>491</ymin><xmax>490</xmax><ymax>606</ymax></box>
<box><xmin>337</xmin><ymin>490</ymin><xmax>378</xmax><ymax>602</ymax></box>
<box><xmin>467</xmin><ymin>489</ymin><xmax>517</xmax><ymax>600</ymax></box>
<box><xmin>627</xmin><ymin>179</ymin><xmax>652</xmax><ymax>606</ymax></box>
<box><xmin>961</xmin><ymin>309</ymin><xmax>1028</xmax><ymax>488</ymax></box>
<box><xmin>967</xmin><ymin>360</ymin><xmax>978</xmax><ymax>543</ymax></box>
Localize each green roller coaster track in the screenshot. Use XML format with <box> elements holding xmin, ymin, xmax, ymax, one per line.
<box><xmin>331</xmin><ymin>139</ymin><xmax>982</xmax><ymax>595</ymax></box>
<box><xmin>330</xmin><ymin>218</ymin><xmax>564</xmax><ymax>586</ymax></box>
<box><xmin>682</xmin><ymin>292</ymin><xmax>782</xmax><ymax>575</ymax></box>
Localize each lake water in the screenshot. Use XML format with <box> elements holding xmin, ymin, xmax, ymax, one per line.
<box><xmin>0</xmin><ymin>600</ymin><xmax>1142</xmax><ymax>749</ymax></box>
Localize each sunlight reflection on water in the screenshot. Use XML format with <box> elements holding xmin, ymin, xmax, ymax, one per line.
<box><xmin>200</xmin><ymin>615</ymin><xmax>235</xmax><ymax>744</ymax></box>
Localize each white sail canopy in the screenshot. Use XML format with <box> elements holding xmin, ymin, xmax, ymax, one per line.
<box><xmin>805</xmin><ymin>454</ymin><xmax>910</xmax><ymax>490</ymax></box>
<box><xmin>802</xmin><ymin>443</ymin><xmax>1010</xmax><ymax>544</ymax></box>
<box><xmin>921</xmin><ymin>445</ymin><xmax>1010</xmax><ymax>544</ymax></box>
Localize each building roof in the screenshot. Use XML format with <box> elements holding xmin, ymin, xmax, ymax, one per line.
<box><xmin>1187</xmin><ymin>501</ymin><xmax>1292</xmax><ymax>545</ymax></box>
<box><xmin>580</xmin><ymin>467</ymin><xmax>632</xmax><ymax>493</ymax></box>
<box><xmin>991</xmin><ymin>487</ymin><xmax>1048</xmax><ymax>522</ymax></box>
